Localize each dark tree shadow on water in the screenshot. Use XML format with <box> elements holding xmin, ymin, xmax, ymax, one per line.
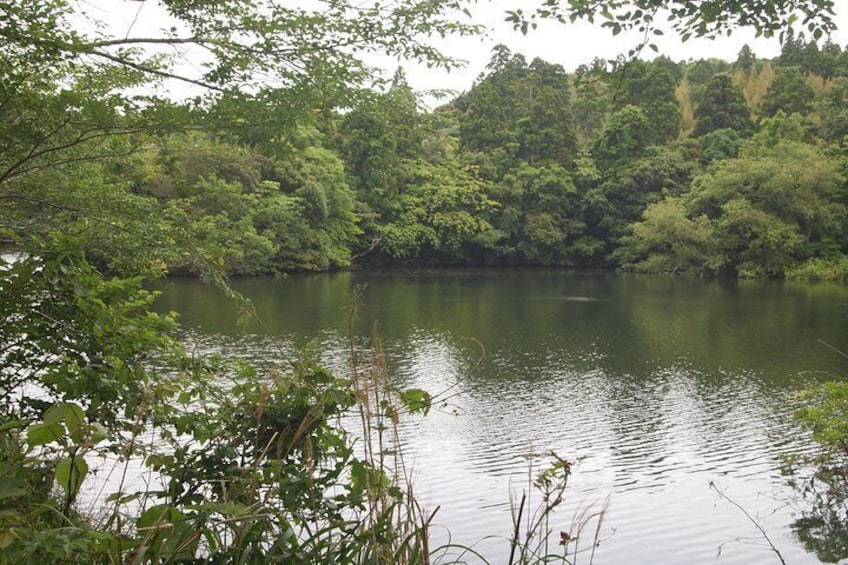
<box><xmin>791</xmin><ymin>469</ymin><xmax>848</xmax><ymax>563</ymax></box>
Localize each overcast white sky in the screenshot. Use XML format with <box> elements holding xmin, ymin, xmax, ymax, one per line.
<box><xmin>90</xmin><ymin>0</ymin><xmax>848</xmax><ymax>105</ymax></box>
<box><xmin>398</xmin><ymin>0</ymin><xmax>848</xmax><ymax>105</ymax></box>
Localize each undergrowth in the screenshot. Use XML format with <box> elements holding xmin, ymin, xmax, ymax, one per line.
<box><xmin>0</xmin><ymin>255</ymin><xmax>602</xmax><ymax>563</ymax></box>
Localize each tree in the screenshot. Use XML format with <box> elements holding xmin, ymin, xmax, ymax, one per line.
<box><xmin>338</xmin><ymin>78</ymin><xmax>424</xmax><ymax>209</ymax></box>
<box><xmin>687</xmin><ymin>135</ymin><xmax>847</xmax><ymax>276</ymax></box>
<box><xmin>686</xmin><ymin>58</ymin><xmax>732</xmax><ymax>88</ymax></box>
<box><xmin>693</xmin><ymin>73</ymin><xmax>754</xmax><ymax>136</ymax></box>
<box><xmin>613</xmin><ymin>62</ymin><xmax>682</xmax><ymax>144</ymax></box>
<box><xmin>454</xmin><ymin>45</ymin><xmax>528</xmax><ymax>168</ymax></box>
<box><xmin>613</xmin><ymin>197</ymin><xmax>722</xmax><ymax>274</ymax></box>
<box><xmin>698</xmin><ymin>128</ymin><xmax>744</xmax><ymax>163</ymax></box>
<box><xmin>378</xmin><ymin>158</ymin><xmax>499</xmax><ymax>263</ymax></box>
<box><xmin>572</xmin><ymin>73</ymin><xmax>614</xmax><ymax>144</ymax></box>
<box><xmin>507</xmin><ymin>0</ymin><xmax>837</xmax><ymax>44</ymax></box>
<box><xmin>817</xmin><ymin>77</ymin><xmax>848</xmax><ymax>144</ymax></box>
<box><xmin>761</xmin><ymin>66</ymin><xmax>816</xmax><ymax>117</ymax></box>
<box><xmin>489</xmin><ymin>162</ymin><xmax>587</xmax><ymax>265</ymax></box>
<box><xmin>592</xmin><ymin>105</ymin><xmax>651</xmax><ymax>170</ymax></box>
<box><xmin>586</xmin><ymin>142</ymin><xmax>698</xmax><ymax>252</ymax></box>
<box><xmin>0</xmin><ymin>2</ymin><xmax>482</xmax><ymax>560</ymax></box>
<box><xmin>517</xmin><ymin>59</ymin><xmax>580</xmax><ymax>166</ymax></box>
<box><xmin>736</xmin><ymin>44</ymin><xmax>757</xmax><ymax>73</ymax></box>
<box><xmin>1</xmin><ymin>0</ymin><xmax>480</xmax><ymax>257</ymax></box>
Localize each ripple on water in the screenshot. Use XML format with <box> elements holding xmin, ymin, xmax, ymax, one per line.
<box><xmin>167</xmin><ymin>320</ymin><xmax>823</xmax><ymax>565</ymax></box>
<box><xmin>390</xmin><ymin>353</ymin><xmax>822</xmax><ymax>564</ymax></box>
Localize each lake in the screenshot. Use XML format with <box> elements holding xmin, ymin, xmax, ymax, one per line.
<box><xmin>155</xmin><ymin>269</ymin><xmax>848</xmax><ymax>564</ymax></box>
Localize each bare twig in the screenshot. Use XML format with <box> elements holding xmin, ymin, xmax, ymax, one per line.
<box><xmin>710</xmin><ymin>482</ymin><xmax>787</xmax><ymax>565</ymax></box>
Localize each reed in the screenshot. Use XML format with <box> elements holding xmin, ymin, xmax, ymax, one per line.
<box><xmin>1</xmin><ymin>284</ymin><xmax>602</xmax><ymax>564</ymax></box>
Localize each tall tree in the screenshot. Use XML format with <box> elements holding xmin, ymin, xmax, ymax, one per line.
<box><xmin>693</xmin><ymin>73</ymin><xmax>754</xmax><ymax>136</ymax></box>
<box><xmin>761</xmin><ymin>66</ymin><xmax>816</xmax><ymax>117</ymax></box>
<box><xmin>610</xmin><ymin>61</ymin><xmax>681</xmax><ymax>143</ymax></box>
<box><xmin>592</xmin><ymin>105</ymin><xmax>651</xmax><ymax>171</ymax></box>
<box><xmin>736</xmin><ymin>44</ymin><xmax>757</xmax><ymax>73</ymax></box>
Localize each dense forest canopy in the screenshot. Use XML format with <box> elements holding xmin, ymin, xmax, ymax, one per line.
<box><xmin>2</xmin><ymin>0</ymin><xmax>846</xmax><ymax>279</ymax></box>
<box><xmin>5</xmin><ymin>6</ymin><xmax>848</xmax><ymax>277</ymax></box>
<box><xmin>2</xmin><ymin>0</ymin><xmax>848</xmax><ymax>562</ymax></box>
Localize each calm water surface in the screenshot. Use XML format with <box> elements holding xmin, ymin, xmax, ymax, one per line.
<box><xmin>156</xmin><ymin>270</ymin><xmax>848</xmax><ymax>564</ymax></box>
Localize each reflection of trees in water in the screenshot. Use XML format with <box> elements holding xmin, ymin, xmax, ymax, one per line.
<box><xmin>793</xmin><ymin>496</ymin><xmax>848</xmax><ymax>562</ymax></box>
<box><xmin>791</xmin><ymin>449</ymin><xmax>848</xmax><ymax>561</ymax></box>
<box><xmin>790</xmin><ymin>380</ymin><xmax>848</xmax><ymax>562</ymax></box>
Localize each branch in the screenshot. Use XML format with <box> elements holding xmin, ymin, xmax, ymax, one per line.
<box><xmin>3</xmin><ymin>191</ymin><xmax>170</xmax><ymax>248</ymax></box>
<box><xmin>0</xmin><ymin>125</ymin><xmax>149</xmax><ymax>186</ymax></box>
<box><xmin>87</xmin><ymin>37</ymin><xmax>202</xmax><ymax>48</ymax></box>
<box><xmin>84</xmin><ymin>48</ymin><xmax>225</xmax><ymax>92</ymax></box>
<box><xmin>710</xmin><ymin>482</ymin><xmax>787</xmax><ymax>565</ymax></box>
<box><xmin>0</xmin><ymin>114</ymin><xmax>75</xmax><ymax>186</ymax></box>
<box><xmin>4</xmin><ymin>142</ymin><xmax>147</xmax><ymax>181</ymax></box>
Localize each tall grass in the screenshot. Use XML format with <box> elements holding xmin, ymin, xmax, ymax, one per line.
<box><xmin>2</xmin><ymin>285</ymin><xmax>605</xmax><ymax>564</ymax></box>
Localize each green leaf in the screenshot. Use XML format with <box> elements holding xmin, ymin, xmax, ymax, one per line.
<box><xmin>0</xmin><ymin>421</ymin><xmax>25</xmax><ymax>433</ymax></box>
<box><xmin>137</xmin><ymin>505</ymin><xmax>184</xmax><ymax>530</ymax></box>
<box><xmin>56</xmin><ymin>456</ymin><xmax>88</xmax><ymax>499</ymax></box>
<box><xmin>0</xmin><ymin>528</ymin><xmax>19</xmax><ymax>550</ymax></box>
<box><xmin>399</xmin><ymin>388</ymin><xmax>432</xmax><ymax>415</ymax></box>
<box><xmin>105</xmin><ymin>492</ymin><xmax>140</xmax><ymax>505</ymax></box>
<box><xmin>0</xmin><ymin>476</ymin><xmax>27</xmax><ymax>500</ymax></box>
<box><xmin>45</xmin><ymin>403</ymin><xmax>86</xmax><ymax>442</ymax></box>
<box><xmin>27</xmin><ymin>422</ymin><xmax>65</xmax><ymax>446</ymax></box>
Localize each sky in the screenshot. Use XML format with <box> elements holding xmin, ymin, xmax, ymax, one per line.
<box><xmin>84</xmin><ymin>0</ymin><xmax>848</xmax><ymax>106</ymax></box>
<box><xmin>397</xmin><ymin>0</ymin><xmax>848</xmax><ymax>106</ymax></box>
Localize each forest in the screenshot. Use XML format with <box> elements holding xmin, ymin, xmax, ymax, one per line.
<box><xmin>4</xmin><ymin>7</ymin><xmax>848</xmax><ymax>280</ymax></box>
<box><xmin>2</xmin><ymin>0</ymin><xmax>848</xmax><ymax>563</ymax></box>
<box><xmin>8</xmin><ymin>34</ymin><xmax>848</xmax><ymax>280</ymax></box>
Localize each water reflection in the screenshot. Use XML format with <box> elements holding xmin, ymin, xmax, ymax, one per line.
<box><xmin>155</xmin><ymin>270</ymin><xmax>848</xmax><ymax>564</ymax></box>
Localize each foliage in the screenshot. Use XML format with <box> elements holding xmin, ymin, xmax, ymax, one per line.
<box><xmin>492</xmin><ymin>162</ymin><xmax>587</xmax><ymax>265</ymax></box>
<box><xmin>571</xmin><ymin>73</ymin><xmax>614</xmax><ymax>144</ymax></box>
<box><xmin>614</xmin><ymin>198</ymin><xmax>722</xmax><ymax>274</ymax></box>
<box><xmin>379</xmin><ymin>158</ymin><xmax>498</xmax><ymax>262</ymax></box>
<box><xmin>1</xmin><ymin>3</ymin><xmax>474</xmax><ymax>564</ymax></box>
<box><xmin>0</xmin><ymin>245</ymin><xmax>184</xmax><ymax>560</ymax></box>
<box><xmin>789</xmin><ymin>381</ymin><xmax>848</xmax><ymax>562</ymax></box>
<box><xmin>693</xmin><ymin>73</ymin><xmax>754</xmax><ymax>136</ymax></box>
<box><xmin>455</xmin><ymin>46</ymin><xmax>579</xmax><ymax>171</ymax></box>
<box><xmin>505</xmin><ymin>455</ymin><xmax>600</xmax><ymax>565</ymax></box>
<box><xmin>818</xmin><ymin>78</ymin><xmax>848</xmax><ymax>145</ymax></box>
<box><xmin>591</xmin><ymin>106</ymin><xmax>651</xmax><ymax>171</ymax></box>
<box><xmin>0</xmin><ymin>0</ymin><xmax>480</xmax><ymax>99</ymax></box>
<box><xmin>1</xmin><ymin>0</ymin><xmax>479</xmax><ymax>276</ymax></box>
<box><xmin>686</xmin><ymin>136</ymin><xmax>845</xmax><ymax>276</ymax></box>
<box><xmin>736</xmin><ymin>44</ymin><xmax>757</xmax><ymax>73</ymax></box>
<box><xmin>585</xmin><ymin>142</ymin><xmax>698</xmax><ymax>261</ymax></box>
<box><xmin>613</xmin><ymin>62</ymin><xmax>681</xmax><ymax>145</ymax></box>
<box><xmin>0</xmin><ymin>244</ymin><xmax>180</xmax><ymax>429</ymax></box>
<box><xmin>4</xmin><ymin>0</ymin><xmax>848</xmax><ymax>561</ymax></box>
<box><xmin>786</xmin><ymin>256</ymin><xmax>848</xmax><ymax>280</ymax></box>
<box><xmin>506</xmin><ymin>0</ymin><xmax>837</xmax><ymax>44</ymax></box>
<box><xmin>761</xmin><ymin>66</ymin><xmax>817</xmax><ymax>117</ymax></box>
<box><xmin>699</xmin><ymin>128</ymin><xmax>744</xmax><ymax>164</ymax></box>
<box><xmin>0</xmin><ymin>256</ymin><xmax>441</xmax><ymax>563</ymax></box>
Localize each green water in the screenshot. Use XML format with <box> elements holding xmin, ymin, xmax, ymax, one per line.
<box><xmin>157</xmin><ymin>270</ymin><xmax>848</xmax><ymax>564</ymax></box>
